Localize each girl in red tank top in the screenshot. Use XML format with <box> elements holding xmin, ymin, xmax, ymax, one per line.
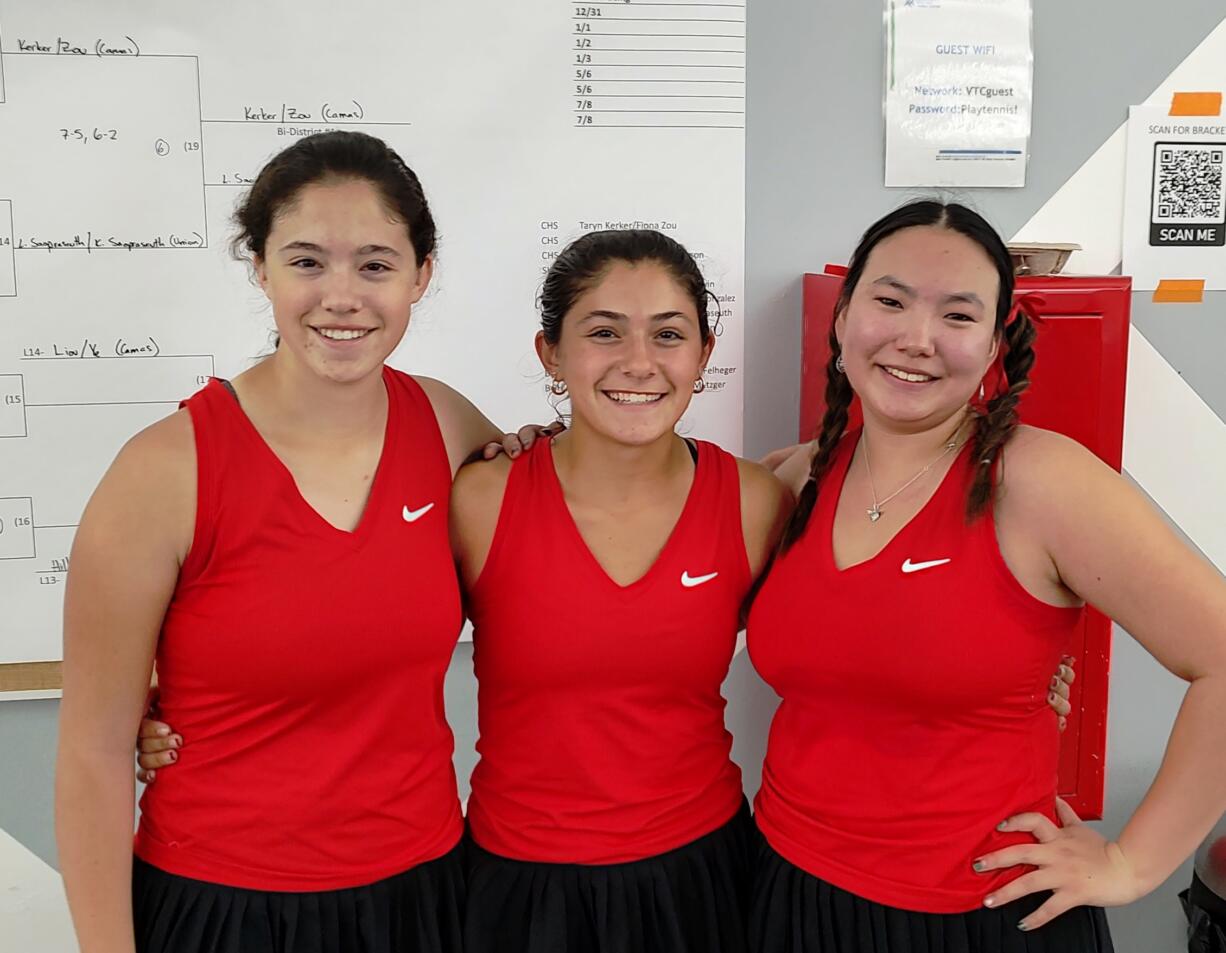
<box><xmin>450</xmin><ymin>229</ymin><xmax>790</xmax><ymax>953</ymax></box>
<box><xmin>749</xmin><ymin>201</ymin><xmax>1226</xmax><ymax>953</ymax></box>
<box><xmin>130</xmin><ymin>228</ymin><xmax>792</xmax><ymax>953</ymax></box>
<box><xmin>56</xmin><ymin>133</ymin><xmax>521</xmax><ymax>953</ymax></box>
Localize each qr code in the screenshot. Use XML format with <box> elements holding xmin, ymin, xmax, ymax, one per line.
<box><xmin>1149</xmin><ymin>142</ymin><xmax>1226</xmax><ymax>247</ymax></box>
<box><xmin>1152</xmin><ymin>143</ymin><xmax>1225</xmax><ymax>223</ymax></box>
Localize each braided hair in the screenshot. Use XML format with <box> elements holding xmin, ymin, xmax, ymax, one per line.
<box><xmin>965</xmin><ymin>301</ymin><xmax>1036</xmax><ymax>518</ymax></box>
<box><xmin>780</xmin><ymin>200</ymin><xmax>1033</xmax><ymax>551</ymax></box>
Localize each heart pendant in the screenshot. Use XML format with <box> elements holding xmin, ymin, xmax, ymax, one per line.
<box><xmin>867</xmin><ymin>506</ymin><xmax>882</xmax><ymax>522</ymax></box>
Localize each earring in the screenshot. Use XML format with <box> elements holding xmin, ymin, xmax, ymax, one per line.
<box><xmin>835</xmin><ymin>355</ymin><xmax>846</xmax><ymax>373</ymax></box>
<box><xmin>549</xmin><ymin>378</ymin><xmax>568</xmax><ymax>396</ymax></box>
<box><xmin>969</xmin><ymin>379</ymin><xmax>988</xmax><ymax>414</ymax></box>
<box><xmin>693</xmin><ymin>377</ymin><xmax>706</xmax><ymax>394</ymax></box>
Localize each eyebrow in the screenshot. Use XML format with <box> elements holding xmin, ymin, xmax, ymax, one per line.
<box><xmin>576</xmin><ymin>309</ymin><xmax>689</xmax><ymax>324</ymax></box>
<box><xmin>277</xmin><ymin>241</ymin><xmax>402</xmax><ymax>258</ymax></box>
<box><xmin>870</xmin><ymin>275</ymin><xmax>984</xmax><ymax>308</ymax></box>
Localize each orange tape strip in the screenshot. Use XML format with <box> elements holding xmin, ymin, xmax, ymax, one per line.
<box><xmin>1169</xmin><ymin>92</ymin><xmax>1222</xmax><ymax>116</ymax></box>
<box><xmin>1153</xmin><ymin>279</ymin><xmax>1205</xmax><ymax>303</ymax></box>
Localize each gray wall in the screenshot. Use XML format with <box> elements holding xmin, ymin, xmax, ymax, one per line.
<box><xmin>5</xmin><ymin>4</ymin><xmax>1225</xmax><ymax>952</ymax></box>
<box><xmin>741</xmin><ymin>1</ymin><xmax>1226</xmax><ymax>951</ymax></box>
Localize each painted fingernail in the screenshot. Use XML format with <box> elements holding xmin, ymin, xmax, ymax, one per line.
<box><xmin>972</xmin><ymin>860</ymin><xmax>986</xmax><ymax>872</ymax></box>
<box><xmin>997</xmin><ymin>820</ymin><xmax>1008</xmax><ymax>831</ymax></box>
<box><xmin>1017</xmin><ymin>921</ymin><xmax>1030</xmax><ymax>932</ymax></box>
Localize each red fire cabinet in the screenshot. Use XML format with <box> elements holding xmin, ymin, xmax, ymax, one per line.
<box><xmin>800</xmin><ymin>267</ymin><xmax>1131</xmax><ymax>819</ymax></box>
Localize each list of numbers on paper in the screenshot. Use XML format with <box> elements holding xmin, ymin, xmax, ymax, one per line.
<box><xmin>571</xmin><ymin>1</ymin><xmax>745</xmax><ymax>128</ymax></box>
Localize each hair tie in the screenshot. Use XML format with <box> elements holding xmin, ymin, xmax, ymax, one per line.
<box><xmin>972</xmin><ymin>292</ymin><xmax>1044</xmax><ymax>413</ymax></box>
<box><xmin>1006</xmin><ymin>293</ymin><xmax>1046</xmax><ymax>328</ymax></box>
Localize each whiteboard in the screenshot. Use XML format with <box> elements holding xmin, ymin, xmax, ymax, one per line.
<box><xmin>0</xmin><ymin>0</ymin><xmax>746</xmax><ymax>665</ymax></box>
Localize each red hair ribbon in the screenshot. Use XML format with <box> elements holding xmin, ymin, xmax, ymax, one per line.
<box><xmin>1006</xmin><ymin>293</ymin><xmax>1046</xmax><ymax>328</ymax></box>
<box><xmin>972</xmin><ymin>293</ymin><xmax>1046</xmax><ymax>412</ymax></box>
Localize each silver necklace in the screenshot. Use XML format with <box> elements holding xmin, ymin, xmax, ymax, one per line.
<box><xmin>861</xmin><ymin>431</ymin><xmax>962</xmax><ymax>523</ymax></box>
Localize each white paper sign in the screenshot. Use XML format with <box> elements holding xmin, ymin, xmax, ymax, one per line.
<box><xmin>0</xmin><ymin>0</ymin><xmax>746</xmax><ymax>664</ymax></box>
<box><xmin>1122</xmin><ymin>103</ymin><xmax>1226</xmax><ymax>291</ymax></box>
<box><xmin>884</xmin><ymin>0</ymin><xmax>1033</xmax><ymax>187</ymax></box>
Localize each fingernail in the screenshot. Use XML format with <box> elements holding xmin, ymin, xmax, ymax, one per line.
<box><xmin>172</xmin><ymin>736</ymin><xmax>182</xmax><ymax>748</ymax></box>
<box><xmin>168</xmin><ymin>750</ymin><xmax>177</xmax><ymax>762</ymax></box>
<box><xmin>157</xmin><ymin>726</ymin><xmax>170</xmax><ymax>736</ymax></box>
<box><xmin>984</xmin><ymin>896</ymin><xmax>995</xmax><ymax>907</ymax></box>
<box><xmin>1048</xmin><ymin>692</ymin><xmax>1056</xmax><ymax>703</ymax></box>
<box><xmin>1017</xmin><ymin>921</ymin><xmax>1030</xmax><ymax>932</ymax></box>
<box><xmin>972</xmin><ymin>860</ymin><xmax>986</xmax><ymax>872</ymax></box>
<box><xmin>1050</xmin><ymin>677</ymin><xmax>1059</xmax><ymax>689</ymax></box>
<box><xmin>997</xmin><ymin>820</ymin><xmax>1008</xmax><ymax>831</ymax></box>
<box><xmin>146</xmin><ymin>771</ymin><xmax>156</xmax><ymax>781</ymax></box>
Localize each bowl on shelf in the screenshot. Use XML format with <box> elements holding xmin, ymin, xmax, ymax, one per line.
<box><xmin>1007</xmin><ymin>243</ymin><xmax>1082</xmax><ymax>276</ymax></box>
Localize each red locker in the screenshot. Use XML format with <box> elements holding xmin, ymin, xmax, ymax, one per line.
<box><xmin>800</xmin><ymin>268</ymin><xmax>1131</xmax><ymax>819</ymax></box>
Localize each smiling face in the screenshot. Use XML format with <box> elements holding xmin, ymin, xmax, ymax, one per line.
<box><xmin>537</xmin><ymin>260</ymin><xmax>713</xmax><ymax>447</ymax></box>
<box><xmin>254</xmin><ymin>177</ymin><xmax>432</xmax><ymax>385</ymax></box>
<box><xmin>836</xmin><ymin>224</ymin><xmax>1001</xmax><ymax>431</ymax></box>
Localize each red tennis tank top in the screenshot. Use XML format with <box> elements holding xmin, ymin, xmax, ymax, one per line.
<box><xmin>134</xmin><ymin>367</ymin><xmax>464</xmax><ymax>891</ymax></box>
<box><xmin>749</xmin><ymin>430</ymin><xmax>1082</xmax><ymax>913</ymax></box>
<box><xmin>465</xmin><ymin>437</ymin><xmax>749</xmax><ymax>863</ymax></box>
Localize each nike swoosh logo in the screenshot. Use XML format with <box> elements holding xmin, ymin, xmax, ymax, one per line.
<box><xmin>681</xmin><ymin>571</ymin><xmax>719</xmax><ymax>588</ymax></box>
<box><xmin>901</xmin><ymin>557</ymin><xmax>951</xmax><ymax>574</ymax></box>
<box><xmin>402</xmin><ymin>503</ymin><xmax>435</xmax><ymax>523</ymax></box>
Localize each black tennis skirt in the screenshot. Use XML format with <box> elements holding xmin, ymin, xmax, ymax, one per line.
<box><xmin>464</xmin><ymin>799</ymin><xmax>754</xmax><ymax>953</ymax></box>
<box><xmin>132</xmin><ymin>842</ymin><xmax>465</xmax><ymax>953</ymax></box>
<box><xmin>749</xmin><ymin>827</ymin><xmax>1115</xmax><ymax>953</ymax></box>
